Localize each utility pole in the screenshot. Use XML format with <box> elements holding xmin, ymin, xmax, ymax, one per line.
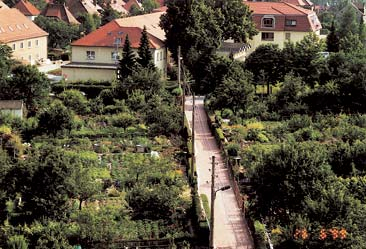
<box><xmin>191</xmin><ymin>93</ymin><xmax>195</xmax><ymax>179</ymax></box>
<box><xmin>178</xmin><ymin>46</ymin><xmax>185</xmax><ymax>128</ymax></box>
<box><xmin>210</xmin><ymin>155</ymin><xmax>215</xmax><ymax>249</ymax></box>
<box><xmin>178</xmin><ymin>46</ymin><xmax>181</xmax><ymax>88</ymax></box>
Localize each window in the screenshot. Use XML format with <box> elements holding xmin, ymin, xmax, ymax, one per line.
<box><xmin>20</xmin><ymin>42</ymin><xmax>23</xmax><ymax>49</ymax></box>
<box><xmin>262</xmin><ymin>17</ymin><xmax>274</xmax><ymax>28</ymax></box>
<box><xmin>111</xmin><ymin>51</ymin><xmax>120</xmax><ymax>60</ymax></box>
<box><xmin>12</xmin><ymin>44</ymin><xmax>16</xmax><ymax>50</ymax></box>
<box><xmin>285</xmin><ymin>33</ymin><xmax>291</xmax><ymax>40</ymax></box>
<box><xmin>28</xmin><ymin>55</ymin><xmax>32</xmax><ymax>61</ymax></box>
<box><xmin>160</xmin><ymin>51</ymin><xmax>163</xmax><ymax>61</ymax></box>
<box><xmin>35</xmin><ymin>40</ymin><xmax>39</xmax><ymax>46</ymax></box>
<box><xmin>86</xmin><ymin>51</ymin><xmax>95</xmax><ymax>60</ymax></box>
<box><xmin>28</xmin><ymin>41</ymin><xmax>31</xmax><ymax>48</ymax></box>
<box><xmin>285</xmin><ymin>19</ymin><xmax>297</xmax><ymax>26</ymax></box>
<box><xmin>261</xmin><ymin>32</ymin><xmax>274</xmax><ymax>41</ymax></box>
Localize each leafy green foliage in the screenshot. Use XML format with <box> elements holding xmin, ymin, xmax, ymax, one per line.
<box><xmin>0</xmin><ymin>44</ymin><xmax>13</xmax><ymax>83</ymax></box>
<box><xmin>117</xmin><ymin>35</ymin><xmax>136</xmax><ymax>80</ymax></box>
<box><xmin>327</xmin><ymin>21</ymin><xmax>339</xmax><ymax>52</ymax></box>
<box><xmin>37</xmin><ymin>100</ymin><xmax>74</xmax><ymax>137</ymax></box>
<box><xmin>245</xmin><ymin>44</ymin><xmax>283</xmax><ymax>87</ymax></box>
<box><xmin>1</xmin><ymin>65</ymin><xmax>50</xmax><ymax>115</ymax></box>
<box><xmin>101</xmin><ymin>2</ymin><xmax>121</xmax><ymax>25</ymax></box>
<box><xmin>34</xmin><ymin>16</ymin><xmax>80</xmax><ymax>49</ymax></box>
<box><xmin>217</xmin><ymin>0</ymin><xmax>258</xmax><ymax>42</ymax></box>
<box><xmin>137</xmin><ymin>26</ymin><xmax>154</xmax><ymax>68</ymax></box>
<box><xmin>59</xmin><ymin>89</ymin><xmax>90</xmax><ymax>115</ymax></box>
<box><xmin>208</xmin><ymin>62</ymin><xmax>255</xmax><ymax>113</ymax></box>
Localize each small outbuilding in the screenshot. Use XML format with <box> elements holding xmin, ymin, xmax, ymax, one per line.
<box><xmin>0</xmin><ymin>100</ymin><xmax>25</xmax><ymax>119</ymax></box>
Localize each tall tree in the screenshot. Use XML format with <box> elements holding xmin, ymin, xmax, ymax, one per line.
<box><xmin>137</xmin><ymin>26</ymin><xmax>154</xmax><ymax>68</ymax></box>
<box><xmin>78</xmin><ymin>13</ymin><xmax>98</xmax><ymax>35</ymax></box>
<box><xmin>209</xmin><ymin>62</ymin><xmax>255</xmax><ymax>113</ymax></box>
<box><xmin>216</xmin><ymin>0</ymin><xmax>258</xmax><ymax>42</ymax></box>
<box><xmin>37</xmin><ymin>100</ymin><xmax>74</xmax><ymax>137</ymax></box>
<box><xmin>2</xmin><ymin>65</ymin><xmax>50</xmax><ymax>115</ymax></box>
<box><xmin>359</xmin><ymin>17</ymin><xmax>366</xmax><ymax>45</ymax></box>
<box><xmin>101</xmin><ymin>2</ymin><xmax>121</xmax><ymax>25</ymax></box>
<box><xmin>326</xmin><ymin>21</ymin><xmax>340</xmax><ymax>52</ymax></box>
<box><xmin>160</xmin><ymin>0</ymin><xmax>223</xmax><ymax>93</ymax></box>
<box><xmin>141</xmin><ymin>0</ymin><xmax>159</xmax><ymax>13</ymax></box>
<box><xmin>117</xmin><ymin>35</ymin><xmax>136</xmax><ymax>80</ymax></box>
<box><xmin>34</xmin><ymin>16</ymin><xmax>80</xmax><ymax>48</ymax></box>
<box><xmin>293</xmin><ymin>33</ymin><xmax>325</xmax><ymax>86</ymax></box>
<box><xmin>0</xmin><ymin>44</ymin><xmax>13</xmax><ymax>83</ymax></box>
<box><xmin>245</xmin><ymin>44</ymin><xmax>283</xmax><ymax>94</ymax></box>
<box><xmin>339</xmin><ymin>33</ymin><xmax>363</xmax><ymax>53</ymax></box>
<box><xmin>338</xmin><ymin>4</ymin><xmax>359</xmax><ymax>39</ymax></box>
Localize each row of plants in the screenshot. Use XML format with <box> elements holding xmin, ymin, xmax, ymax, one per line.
<box><xmin>206</xmin><ymin>113</ymin><xmax>366</xmax><ymax>249</ymax></box>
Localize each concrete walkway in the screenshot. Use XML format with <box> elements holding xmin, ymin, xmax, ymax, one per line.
<box><xmin>185</xmin><ymin>96</ymin><xmax>254</xmax><ymax>249</ymax></box>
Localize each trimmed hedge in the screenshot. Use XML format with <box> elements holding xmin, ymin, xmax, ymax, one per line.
<box><xmin>52</xmin><ymin>80</ymin><xmax>113</xmax><ymax>98</ymax></box>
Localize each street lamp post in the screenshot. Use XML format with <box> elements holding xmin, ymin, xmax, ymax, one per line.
<box><xmin>209</xmin><ymin>155</ymin><xmax>230</xmax><ymax>249</ymax></box>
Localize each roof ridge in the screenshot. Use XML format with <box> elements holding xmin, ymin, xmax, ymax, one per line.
<box><xmin>271</xmin><ymin>5</ymin><xmax>285</xmax><ymax>15</ymax></box>
<box><xmin>283</xmin><ymin>2</ymin><xmax>309</xmax><ymax>14</ymax></box>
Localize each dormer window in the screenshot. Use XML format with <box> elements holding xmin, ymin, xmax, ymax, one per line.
<box><xmin>262</xmin><ymin>16</ymin><xmax>275</xmax><ymax>28</ymax></box>
<box><xmin>285</xmin><ymin>19</ymin><xmax>297</xmax><ymax>26</ymax></box>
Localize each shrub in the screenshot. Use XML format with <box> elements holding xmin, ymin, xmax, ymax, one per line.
<box><xmin>227</xmin><ymin>143</ymin><xmax>240</xmax><ymax>156</ymax></box>
<box><xmin>293</xmin><ymin>127</ymin><xmax>322</xmax><ymax>142</ymax></box>
<box><xmin>349</xmin><ymin>114</ymin><xmax>366</xmax><ymax>128</ymax></box>
<box><xmin>110</xmin><ymin>113</ymin><xmax>138</xmax><ymax>129</ymax></box>
<box><xmin>222</xmin><ymin>108</ymin><xmax>234</xmax><ymax>119</ymax></box>
<box><xmin>287</xmin><ymin>114</ymin><xmax>312</xmax><ymax>132</ymax></box>
<box><xmin>7</xmin><ymin>235</ymin><xmax>28</xmax><ymax>249</ymax></box>
<box><xmin>246</xmin><ymin>121</ymin><xmax>264</xmax><ymax>130</ymax></box>
<box><xmin>257</xmin><ymin>133</ymin><xmax>270</xmax><ymax>143</ymax></box>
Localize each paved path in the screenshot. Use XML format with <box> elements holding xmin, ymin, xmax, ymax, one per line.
<box><xmin>185</xmin><ymin>96</ymin><xmax>254</xmax><ymax>249</ymax></box>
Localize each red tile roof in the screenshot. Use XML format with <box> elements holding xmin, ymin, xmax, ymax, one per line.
<box><xmin>123</xmin><ymin>0</ymin><xmax>142</xmax><ymax>12</ymax></box>
<box><xmin>280</xmin><ymin>0</ymin><xmax>313</xmax><ymax>7</ymax></box>
<box><xmin>244</xmin><ymin>1</ymin><xmax>321</xmax><ymax>32</ymax></box>
<box><xmin>15</xmin><ymin>0</ymin><xmax>40</xmax><ymax>16</ymax></box>
<box><xmin>65</xmin><ymin>0</ymin><xmax>102</xmax><ymax>18</ymax></box>
<box><xmin>72</xmin><ymin>20</ymin><xmax>164</xmax><ymax>49</ymax></box>
<box><xmin>0</xmin><ymin>8</ymin><xmax>48</xmax><ymax>43</ymax></box>
<box><xmin>41</xmin><ymin>3</ymin><xmax>80</xmax><ymax>24</ymax></box>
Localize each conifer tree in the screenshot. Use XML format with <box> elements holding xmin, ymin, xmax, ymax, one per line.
<box><xmin>117</xmin><ymin>35</ymin><xmax>136</xmax><ymax>80</ymax></box>
<box><xmin>327</xmin><ymin>21</ymin><xmax>339</xmax><ymax>52</ymax></box>
<box><xmin>137</xmin><ymin>26</ymin><xmax>154</xmax><ymax>68</ymax></box>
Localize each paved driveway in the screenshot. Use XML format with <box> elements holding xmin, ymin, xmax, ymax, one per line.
<box><xmin>185</xmin><ymin>96</ymin><xmax>254</xmax><ymax>249</ymax></box>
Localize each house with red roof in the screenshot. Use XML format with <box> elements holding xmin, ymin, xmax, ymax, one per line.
<box><xmin>0</xmin><ymin>8</ymin><xmax>48</xmax><ymax>65</ymax></box>
<box><xmin>14</xmin><ymin>0</ymin><xmax>40</xmax><ymax>21</ymax></box>
<box><xmin>41</xmin><ymin>3</ymin><xmax>80</xmax><ymax>24</ymax></box>
<box><xmin>123</xmin><ymin>0</ymin><xmax>142</xmax><ymax>13</ymax></box>
<box><xmin>244</xmin><ymin>1</ymin><xmax>321</xmax><ymax>55</ymax></box>
<box><xmin>65</xmin><ymin>0</ymin><xmax>103</xmax><ymax>18</ymax></box>
<box><xmin>62</xmin><ymin>12</ymin><xmax>166</xmax><ymax>81</ymax></box>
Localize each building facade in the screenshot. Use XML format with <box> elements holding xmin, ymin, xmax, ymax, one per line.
<box><xmin>62</xmin><ymin>12</ymin><xmax>167</xmax><ymax>82</ymax></box>
<box><xmin>244</xmin><ymin>2</ymin><xmax>322</xmax><ymax>55</ymax></box>
<box><xmin>0</xmin><ymin>8</ymin><xmax>48</xmax><ymax>65</ymax></box>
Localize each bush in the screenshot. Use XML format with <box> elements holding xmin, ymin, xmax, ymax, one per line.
<box><xmin>287</xmin><ymin>115</ymin><xmax>312</xmax><ymax>132</ymax></box>
<box><xmin>7</xmin><ymin>235</ymin><xmax>28</xmax><ymax>249</ymax></box>
<box><xmin>110</xmin><ymin>113</ymin><xmax>138</xmax><ymax>129</ymax></box>
<box><xmin>59</xmin><ymin>89</ymin><xmax>90</xmax><ymax>115</ymax></box>
<box><xmin>227</xmin><ymin>143</ymin><xmax>240</xmax><ymax>156</ymax></box>
<box><xmin>293</xmin><ymin>127</ymin><xmax>322</xmax><ymax>142</ymax></box>
<box><xmin>222</xmin><ymin>108</ymin><xmax>234</xmax><ymax>119</ymax></box>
